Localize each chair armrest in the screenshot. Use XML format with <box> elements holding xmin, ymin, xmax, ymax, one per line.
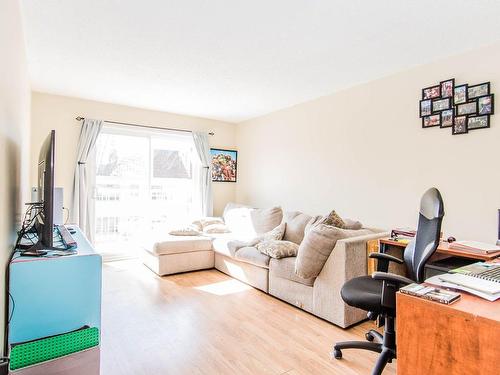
<box><xmin>372</xmin><ymin>272</ymin><xmax>414</xmax><ymax>309</ymax></box>
<box><xmin>369</xmin><ymin>253</ymin><xmax>404</xmax><ymax>264</ymax></box>
<box><xmin>372</xmin><ymin>272</ymin><xmax>414</xmax><ymax>286</ymax></box>
<box><xmin>370</xmin><ymin>252</ymin><xmax>404</xmax><ymax>273</ymax></box>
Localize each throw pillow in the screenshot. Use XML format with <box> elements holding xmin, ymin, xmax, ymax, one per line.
<box><xmin>169</xmin><ymin>225</ymin><xmax>201</xmax><ymax>236</ymax></box>
<box><xmin>203</xmin><ymin>223</ymin><xmax>231</xmax><ymax>234</ymax></box>
<box><xmin>222</xmin><ymin>202</ymin><xmax>255</xmax><ymax>236</ymax></box>
<box><xmin>282</xmin><ymin>211</ymin><xmax>313</xmax><ymax>244</ymax></box>
<box><xmin>192</xmin><ymin>217</ymin><xmax>224</xmax><ymax>231</ymax></box>
<box><xmin>322</xmin><ymin>210</ymin><xmax>346</xmax><ymax>228</ymax></box>
<box><xmin>295</xmin><ymin>224</ymin><xmax>372</xmax><ymax>279</ymax></box>
<box><xmin>250</xmin><ymin>206</ymin><xmax>283</xmax><ymax>234</ymax></box>
<box><xmin>257</xmin><ymin>240</ymin><xmax>299</xmax><ymax>259</ymax></box>
<box><xmin>258</xmin><ymin>222</ymin><xmax>286</xmax><ymax>242</ymax></box>
<box><xmin>343</xmin><ymin>218</ymin><xmax>363</xmax><ymax>230</ymax></box>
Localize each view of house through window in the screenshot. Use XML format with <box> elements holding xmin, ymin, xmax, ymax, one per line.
<box><xmin>93</xmin><ymin>125</ymin><xmax>200</xmax><ymax>261</ymax></box>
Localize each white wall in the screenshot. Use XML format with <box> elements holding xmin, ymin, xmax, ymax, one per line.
<box><xmin>0</xmin><ymin>0</ymin><xmax>31</xmax><ymax>355</ymax></box>
<box><xmin>31</xmin><ymin>92</ymin><xmax>237</xmax><ymax>216</ymax></box>
<box><xmin>236</xmin><ymin>42</ymin><xmax>500</xmax><ymax>243</ymax></box>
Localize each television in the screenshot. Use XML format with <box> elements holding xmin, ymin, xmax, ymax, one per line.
<box><xmin>25</xmin><ymin>130</ymin><xmax>56</xmax><ymax>255</ymax></box>
<box><xmin>37</xmin><ymin>130</ymin><xmax>56</xmax><ymax>248</ymax></box>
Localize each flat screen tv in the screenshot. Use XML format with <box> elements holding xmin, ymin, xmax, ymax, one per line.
<box><xmin>37</xmin><ymin>130</ymin><xmax>56</xmax><ymax>248</ymax></box>
<box><xmin>25</xmin><ymin>129</ymin><xmax>56</xmax><ymax>255</ymax></box>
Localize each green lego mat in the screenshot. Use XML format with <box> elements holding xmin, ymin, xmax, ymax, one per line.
<box><xmin>10</xmin><ymin>326</ymin><xmax>99</xmax><ymax>370</ymax></box>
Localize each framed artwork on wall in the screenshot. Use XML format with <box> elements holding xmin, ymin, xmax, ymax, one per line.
<box><xmin>440</xmin><ymin>109</ymin><xmax>454</xmax><ymax>128</ymax></box>
<box><xmin>468</xmin><ymin>82</ymin><xmax>490</xmax><ymax>99</ymax></box>
<box><xmin>420</xmin><ymin>78</ymin><xmax>493</xmax><ymax>135</ymax></box>
<box><xmin>210</xmin><ymin>148</ymin><xmax>237</xmax><ymax>182</ymax></box>
<box><xmin>467</xmin><ymin>115</ymin><xmax>490</xmax><ymax>130</ymax></box>
<box><xmin>440</xmin><ymin>78</ymin><xmax>454</xmax><ymax>98</ymax></box>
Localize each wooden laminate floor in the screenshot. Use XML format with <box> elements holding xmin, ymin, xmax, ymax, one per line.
<box><xmin>101</xmin><ymin>260</ymin><xmax>396</xmax><ymax>375</ymax></box>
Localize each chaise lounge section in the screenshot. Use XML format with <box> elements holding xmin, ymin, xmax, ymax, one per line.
<box><xmin>142</xmin><ymin>203</ymin><xmax>388</xmax><ymax>328</ymax></box>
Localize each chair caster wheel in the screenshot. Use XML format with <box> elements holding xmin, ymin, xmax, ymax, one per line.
<box><xmin>365</xmin><ymin>332</ymin><xmax>374</xmax><ymax>342</ymax></box>
<box><xmin>332</xmin><ymin>349</ymin><xmax>342</xmax><ymax>360</ymax></box>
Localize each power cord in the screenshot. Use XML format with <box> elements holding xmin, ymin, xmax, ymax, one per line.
<box><xmin>63</xmin><ymin>207</ymin><xmax>70</xmax><ymax>225</ymax></box>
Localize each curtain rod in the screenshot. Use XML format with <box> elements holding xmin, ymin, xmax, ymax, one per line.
<box><xmin>75</xmin><ymin>116</ymin><xmax>214</xmax><ymax>136</ymax></box>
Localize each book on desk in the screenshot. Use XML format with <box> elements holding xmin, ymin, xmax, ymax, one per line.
<box><xmin>425</xmin><ymin>263</ymin><xmax>500</xmax><ymax>301</ymax></box>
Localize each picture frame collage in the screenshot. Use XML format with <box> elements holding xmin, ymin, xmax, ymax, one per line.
<box><xmin>419</xmin><ymin>78</ymin><xmax>494</xmax><ymax>135</ymax></box>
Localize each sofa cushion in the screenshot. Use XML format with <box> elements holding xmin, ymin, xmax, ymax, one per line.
<box><xmin>270</xmin><ymin>257</ymin><xmax>315</xmax><ymax>286</ymax></box>
<box><xmin>235</xmin><ymin>246</ymin><xmax>271</xmax><ymax>268</ymax></box>
<box><xmin>258</xmin><ymin>222</ymin><xmax>286</xmax><ymax>242</ymax></box>
<box><xmin>151</xmin><ymin>235</ymin><xmax>213</xmax><ymax>256</ymax></box>
<box><xmin>282</xmin><ymin>211</ymin><xmax>313</xmax><ymax>244</ymax></box>
<box><xmin>223</xmin><ymin>202</ymin><xmax>255</xmax><ymax>236</ymax></box>
<box><xmin>343</xmin><ymin>218</ymin><xmax>363</xmax><ymax>230</ymax></box>
<box><xmin>250</xmin><ymin>206</ymin><xmax>283</xmax><ymax>234</ymax></box>
<box><xmin>322</xmin><ymin>210</ymin><xmax>346</xmax><ymax>228</ymax></box>
<box><xmin>295</xmin><ymin>225</ymin><xmax>372</xmax><ymax>279</ymax></box>
<box><xmin>257</xmin><ymin>240</ymin><xmax>299</xmax><ymax>259</ymax></box>
<box><xmin>203</xmin><ymin>223</ymin><xmax>230</xmax><ymax>234</ymax></box>
<box><xmin>192</xmin><ymin>217</ymin><xmax>224</xmax><ymax>231</ymax></box>
<box><xmin>212</xmin><ymin>234</ymin><xmax>257</xmax><ymax>257</ymax></box>
<box><xmin>168</xmin><ymin>225</ymin><xmax>201</xmax><ymax>236</ymax></box>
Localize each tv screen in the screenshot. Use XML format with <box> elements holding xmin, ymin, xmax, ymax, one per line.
<box><xmin>37</xmin><ymin>130</ymin><xmax>55</xmax><ymax>248</ymax></box>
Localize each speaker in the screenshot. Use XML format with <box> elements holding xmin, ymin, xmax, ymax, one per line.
<box><xmin>31</xmin><ymin>187</ymin><xmax>64</xmax><ymax>225</ymax></box>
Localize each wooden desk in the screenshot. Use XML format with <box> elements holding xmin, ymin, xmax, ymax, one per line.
<box><xmin>379</xmin><ymin>238</ymin><xmax>500</xmax><ymax>261</ymax></box>
<box><xmin>397</xmin><ymin>292</ymin><xmax>500</xmax><ymax>375</ymax></box>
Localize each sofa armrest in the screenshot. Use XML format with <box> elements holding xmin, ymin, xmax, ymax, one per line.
<box><xmin>312</xmin><ymin>231</ymin><xmax>390</xmax><ymax>327</ymax></box>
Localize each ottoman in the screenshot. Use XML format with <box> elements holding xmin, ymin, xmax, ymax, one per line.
<box><xmin>142</xmin><ymin>235</ymin><xmax>214</xmax><ymax>276</ymax></box>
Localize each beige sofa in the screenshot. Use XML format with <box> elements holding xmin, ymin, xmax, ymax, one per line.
<box><xmin>142</xmin><ymin>204</ymin><xmax>388</xmax><ymax>328</ymax></box>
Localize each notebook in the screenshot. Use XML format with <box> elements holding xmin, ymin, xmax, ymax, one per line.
<box><xmin>451</xmin><ymin>262</ymin><xmax>500</xmax><ymax>283</ymax></box>
<box><xmin>425</xmin><ymin>274</ymin><xmax>500</xmax><ymax>302</ymax></box>
<box><xmin>437</xmin><ymin>273</ymin><xmax>500</xmax><ymax>295</ymax></box>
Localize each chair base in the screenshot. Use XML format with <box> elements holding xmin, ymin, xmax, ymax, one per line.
<box><xmin>332</xmin><ymin>316</ymin><xmax>396</xmax><ymax>375</ymax></box>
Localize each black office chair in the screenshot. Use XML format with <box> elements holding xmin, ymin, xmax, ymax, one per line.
<box><xmin>333</xmin><ymin>187</ymin><xmax>444</xmax><ymax>375</ymax></box>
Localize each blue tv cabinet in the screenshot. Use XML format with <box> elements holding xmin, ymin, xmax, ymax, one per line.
<box><xmin>8</xmin><ymin>227</ymin><xmax>102</xmax><ymax>374</ymax></box>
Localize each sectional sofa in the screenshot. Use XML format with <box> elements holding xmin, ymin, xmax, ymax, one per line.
<box><xmin>142</xmin><ymin>203</ymin><xmax>387</xmax><ymax>328</ymax></box>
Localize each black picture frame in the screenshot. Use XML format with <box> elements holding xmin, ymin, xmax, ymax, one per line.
<box><xmin>452</xmin><ymin>115</ymin><xmax>468</xmax><ymax>135</ymax></box>
<box><xmin>440</xmin><ymin>109</ymin><xmax>454</xmax><ymax>128</ymax></box>
<box><xmin>468</xmin><ymin>82</ymin><xmax>490</xmax><ymax>99</ymax></box>
<box><xmin>422</xmin><ymin>84</ymin><xmax>441</xmax><ymax>100</ymax></box>
<box><xmin>422</xmin><ymin>114</ymin><xmax>441</xmax><ymax>128</ymax></box>
<box><xmin>477</xmin><ymin>94</ymin><xmax>494</xmax><ymax>115</ymax></box>
<box><xmin>456</xmin><ymin>101</ymin><xmax>478</xmax><ymax>116</ymax></box>
<box><xmin>432</xmin><ymin>97</ymin><xmax>451</xmax><ymax>113</ymax></box>
<box><xmin>210</xmin><ymin>148</ymin><xmax>238</xmax><ymax>183</ymax></box>
<box><xmin>467</xmin><ymin>115</ymin><xmax>490</xmax><ymax>130</ymax></box>
<box><xmin>440</xmin><ymin>78</ymin><xmax>455</xmax><ymax>98</ymax></box>
<box><xmin>419</xmin><ymin>99</ymin><xmax>432</xmax><ymax>117</ymax></box>
<box><xmin>453</xmin><ymin>84</ymin><xmax>468</xmax><ymax>105</ymax></box>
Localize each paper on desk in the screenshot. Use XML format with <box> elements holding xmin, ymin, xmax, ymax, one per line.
<box><xmin>425</xmin><ymin>275</ymin><xmax>500</xmax><ymax>302</ymax></box>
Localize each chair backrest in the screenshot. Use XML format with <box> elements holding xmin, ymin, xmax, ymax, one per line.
<box><xmin>404</xmin><ymin>188</ymin><xmax>445</xmax><ymax>283</ymax></box>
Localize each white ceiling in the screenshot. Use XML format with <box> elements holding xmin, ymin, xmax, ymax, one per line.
<box><xmin>21</xmin><ymin>0</ymin><xmax>500</xmax><ymax>123</ymax></box>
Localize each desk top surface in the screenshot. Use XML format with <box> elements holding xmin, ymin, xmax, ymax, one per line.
<box><xmin>398</xmin><ymin>290</ymin><xmax>500</xmax><ymax>322</ymax></box>
<box><xmin>380</xmin><ymin>237</ymin><xmax>500</xmax><ymax>261</ymax></box>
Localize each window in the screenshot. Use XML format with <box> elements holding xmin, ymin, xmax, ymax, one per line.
<box><xmin>93</xmin><ymin>124</ymin><xmax>200</xmax><ymax>260</ymax></box>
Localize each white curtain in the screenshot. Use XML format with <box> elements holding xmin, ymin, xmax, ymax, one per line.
<box><xmin>71</xmin><ymin>118</ymin><xmax>103</xmax><ymax>242</ymax></box>
<box><xmin>192</xmin><ymin>131</ymin><xmax>213</xmax><ymax>217</ymax></box>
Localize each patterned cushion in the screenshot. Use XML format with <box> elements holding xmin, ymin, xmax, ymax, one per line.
<box><xmin>258</xmin><ymin>222</ymin><xmax>286</xmax><ymax>242</ymax></box>
<box><xmin>257</xmin><ymin>240</ymin><xmax>299</xmax><ymax>259</ymax></box>
<box><xmin>203</xmin><ymin>223</ymin><xmax>230</xmax><ymax>234</ymax></box>
<box><xmin>192</xmin><ymin>217</ymin><xmax>224</xmax><ymax>231</ymax></box>
<box><xmin>322</xmin><ymin>210</ymin><xmax>345</xmax><ymax>228</ymax></box>
<box><xmin>168</xmin><ymin>225</ymin><xmax>201</xmax><ymax>236</ymax></box>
